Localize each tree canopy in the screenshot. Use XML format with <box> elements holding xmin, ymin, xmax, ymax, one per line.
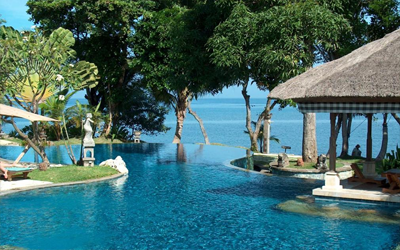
<box><xmin>0</xmin><ymin>26</ymin><xmax>98</xmax><ymax>164</ymax></box>
<box><xmin>27</xmin><ymin>0</ymin><xmax>168</xmax><ymax>138</ymax></box>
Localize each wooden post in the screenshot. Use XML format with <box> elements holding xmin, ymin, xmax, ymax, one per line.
<box><xmin>366</xmin><ymin>113</ymin><xmax>373</xmax><ymax>161</ymax></box>
<box><xmin>329</xmin><ymin>113</ymin><xmax>337</xmax><ymax>171</ymax></box>
<box><xmin>13</xmin><ymin>145</ymin><xmax>31</xmax><ymax>164</ymax></box>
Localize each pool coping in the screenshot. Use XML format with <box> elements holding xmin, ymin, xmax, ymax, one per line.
<box><xmin>0</xmin><ymin>172</ymin><xmax>125</xmax><ymax>197</ymax></box>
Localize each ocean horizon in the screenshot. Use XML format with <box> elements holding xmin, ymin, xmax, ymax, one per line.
<box><xmin>2</xmin><ymin>97</ymin><xmax>399</xmax><ymax>157</ymax></box>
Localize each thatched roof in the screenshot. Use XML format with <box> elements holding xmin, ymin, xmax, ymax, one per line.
<box><xmin>268</xmin><ymin>29</ymin><xmax>400</xmax><ymax>103</ymax></box>
<box><xmin>0</xmin><ymin>104</ymin><xmax>58</xmax><ymax>122</ymax></box>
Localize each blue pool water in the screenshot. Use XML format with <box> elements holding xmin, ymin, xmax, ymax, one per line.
<box><xmin>1</xmin><ymin>143</ymin><xmax>400</xmax><ymax>249</ymax></box>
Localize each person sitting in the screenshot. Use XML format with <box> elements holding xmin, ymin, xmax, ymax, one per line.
<box><xmin>0</xmin><ymin>161</ymin><xmax>11</xmax><ymax>179</ymax></box>
<box><xmin>352</xmin><ymin>144</ymin><xmax>362</xmax><ymax>157</ymax></box>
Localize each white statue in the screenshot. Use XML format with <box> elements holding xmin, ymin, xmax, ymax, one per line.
<box><xmin>83</xmin><ymin>113</ymin><xmax>95</xmax><ymax>147</ymax></box>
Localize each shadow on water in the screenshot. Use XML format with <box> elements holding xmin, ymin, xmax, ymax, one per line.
<box><xmin>206</xmin><ymin>175</ymin><xmax>323</xmax><ymax>199</ymax></box>
<box><xmin>276</xmin><ymin>198</ymin><xmax>400</xmax><ymax>225</ymax></box>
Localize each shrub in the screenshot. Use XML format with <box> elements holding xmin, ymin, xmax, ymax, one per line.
<box><xmin>381</xmin><ymin>145</ymin><xmax>400</xmax><ymax>171</ymax></box>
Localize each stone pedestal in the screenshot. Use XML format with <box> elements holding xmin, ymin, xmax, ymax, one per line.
<box><xmin>134</xmin><ymin>131</ymin><xmax>141</xmax><ymax>143</ymax></box>
<box><xmin>83</xmin><ymin>147</ymin><xmax>95</xmax><ymax>167</ymax></box>
<box><xmin>363</xmin><ymin>161</ymin><xmax>377</xmax><ymax>178</ymax></box>
<box><xmin>322</xmin><ymin>171</ymin><xmax>343</xmax><ymax>191</ymax></box>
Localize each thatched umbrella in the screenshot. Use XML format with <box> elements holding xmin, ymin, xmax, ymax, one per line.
<box><xmin>268</xmin><ymin>29</ymin><xmax>400</xmax><ymax>190</ymax></box>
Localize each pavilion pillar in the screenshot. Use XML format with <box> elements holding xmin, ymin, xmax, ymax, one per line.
<box><xmin>329</xmin><ymin>113</ymin><xmax>336</xmax><ymax>172</ymax></box>
<box><xmin>366</xmin><ymin>113</ymin><xmax>373</xmax><ymax>161</ymax></box>
<box><xmin>322</xmin><ymin>113</ymin><xmax>342</xmax><ymax>191</ymax></box>
<box><xmin>363</xmin><ymin>113</ymin><xmax>377</xmax><ymax>178</ymax></box>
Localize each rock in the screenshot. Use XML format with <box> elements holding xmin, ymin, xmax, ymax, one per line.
<box><xmin>39</xmin><ymin>162</ymin><xmax>48</xmax><ymax>171</ymax></box>
<box><xmin>296</xmin><ymin>158</ymin><xmax>304</xmax><ymax>167</ymax></box>
<box><xmin>100</xmin><ymin>156</ymin><xmax>128</xmax><ymax>175</ymax></box>
<box><xmin>296</xmin><ymin>195</ymin><xmax>315</xmax><ymax>203</ymax></box>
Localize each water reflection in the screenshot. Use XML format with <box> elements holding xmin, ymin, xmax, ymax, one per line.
<box><xmin>111</xmin><ymin>175</ymin><xmax>129</xmax><ymax>192</ymax></box>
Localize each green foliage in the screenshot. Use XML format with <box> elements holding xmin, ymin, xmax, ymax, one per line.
<box><xmin>207</xmin><ymin>0</ymin><xmax>350</xmax><ymax>89</ymax></box>
<box><xmin>115</xmin><ymin>84</ymin><xmax>170</xmax><ymax>140</ymax></box>
<box><xmin>64</xmin><ymin>101</ymin><xmax>104</xmax><ymax>138</ymax></box>
<box><xmin>134</xmin><ymin>2</ymin><xmax>235</xmax><ymax>95</ymax></box>
<box><xmin>382</xmin><ymin>145</ymin><xmax>400</xmax><ymax>171</ymax></box>
<box><xmin>0</xmin><ymin>26</ymin><xmax>98</xmax><ymax>97</ymax></box>
<box><xmin>28</xmin><ymin>0</ymin><xmax>171</xmax><ymax>139</ymax></box>
<box><xmin>317</xmin><ymin>0</ymin><xmax>400</xmax><ymax>61</ymax></box>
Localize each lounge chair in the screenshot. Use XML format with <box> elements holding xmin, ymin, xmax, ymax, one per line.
<box><xmin>1</xmin><ymin>167</ymin><xmax>34</xmax><ymax>181</ymax></box>
<box><xmin>382</xmin><ymin>173</ymin><xmax>400</xmax><ymax>194</ymax></box>
<box><xmin>348</xmin><ymin>163</ymin><xmax>386</xmax><ymax>185</ymax></box>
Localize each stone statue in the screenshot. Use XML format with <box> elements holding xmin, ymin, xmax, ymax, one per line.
<box><xmin>83</xmin><ymin>113</ymin><xmax>95</xmax><ymax>147</ymax></box>
<box><xmin>316</xmin><ymin>154</ymin><xmax>328</xmax><ymax>170</ymax></box>
<box><xmin>277</xmin><ymin>153</ymin><xmax>290</xmax><ymax>167</ymax></box>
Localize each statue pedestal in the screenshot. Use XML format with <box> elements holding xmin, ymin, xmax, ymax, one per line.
<box><xmin>83</xmin><ymin>147</ymin><xmax>95</xmax><ymax>167</ymax></box>
<box><xmin>322</xmin><ymin>171</ymin><xmax>343</xmax><ymax>191</ymax></box>
<box><xmin>83</xmin><ymin>157</ymin><xmax>95</xmax><ymax>167</ymax></box>
<box><xmin>134</xmin><ymin>131</ymin><xmax>141</xmax><ymax>143</ymax></box>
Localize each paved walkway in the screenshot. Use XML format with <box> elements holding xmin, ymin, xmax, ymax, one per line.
<box><xmin>0</xmin><ymin>179</ymin><xmax>53</xmax><ymax>191</ymax></box>
<box><xmin>0</xmin><ymin>173</ymin><xmax>124</xmax><ymax>196</ymax></box>
<box><xmin>0</xmin><ymin>139</ymin><xmax>19</xmax><ymax>146</ymax></box>
<box><xmin>313</xmin><ymin>181</ymin><xmax>400</xmax><ymax>203</ymax></box>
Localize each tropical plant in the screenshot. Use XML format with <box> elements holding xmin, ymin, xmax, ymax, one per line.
<box><xmin>40</xmin><ymin>90</ymin><xmax>78</xmax><ymax>140</ymax></box>
<box><xmin>0</xmin><ymin>26</ymin><xmax>98</xmax><ymax>165</ymax></box>
<box><xmin>244</xmin><ymin>121</ymin><xmax>280</xmax><ymax>152</ymax></box>
<box><xmin>381</xmin><ymin>145</ymin><xmax>400</xmax><ymax>171</ymax></box>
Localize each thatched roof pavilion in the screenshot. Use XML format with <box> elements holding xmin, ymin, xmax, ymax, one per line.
<box><xmin>268</xmin><ymin>29</ymin><xmax>400</xmax><ymax>191</ymax></box>
<box><xmin>269</xmin><ymin>29</ymin><xmax>400</xmax><ymax>106</ymax></box>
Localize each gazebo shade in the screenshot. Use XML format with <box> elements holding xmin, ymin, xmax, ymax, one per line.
<box><xmin>268</xmin><ymin>29</ymin><xmax>400</xmax><ymax>109</ymax></box>
<box><xmin>0</xmin><ymin>104</ymin><xmax>58</xmax><ymax>122</ymax></box>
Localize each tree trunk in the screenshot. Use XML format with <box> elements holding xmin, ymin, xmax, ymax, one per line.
<box><xmin>263</xmin><ymin>117</ymin><xmax>270</xmax><ymax>153</ymax></box>
<box><xmin>262</xmin><ymin>98</ymin><xmax>277</xmax><ymax>154</ymax></box>
<box><xmin>302</xmin><ymin>113</ymin><xmax>318</xmax><ymax>163</ymax></box>
<box><xmin>392</xmin><ymin>113</ymin><xmax>400</xmax><ymax>125</ymax></box>
<box><xmin>242</xmin><ymin>82</ymin><xmax>259</xmax><ymax>152</ymax></box>
<box><xmin>6</xmin><ymin>118</ymin><xmax>50</xmax><ymax>165</ymax></box>
<box><xmin>376</xmin><ymin>113</ymin><xmax>388</xmax><ymax>161</ymax></box>
<box><xmin>326</xmin><ymin>114</ymin><xmax>342</xmax><ymax>156</ymax></box>
<box><xmin>172</xmin><ymin>88</ymin><xmax>190</xmax><ymax>143</ymax></box>
<box><xmin>187</xmin><ymin>99</ymin><xmax>210</xmax><ymax>145</ymax></box>
<box><xmin>103</xmin><ymin>82</ymin><xmax>114</xmax><ymax>137</ymax></box>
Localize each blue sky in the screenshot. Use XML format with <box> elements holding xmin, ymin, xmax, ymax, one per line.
<box><xmin>0</xmin><ymin>0</ymin><xmax>267</xmax><ymax>99</ymax></box>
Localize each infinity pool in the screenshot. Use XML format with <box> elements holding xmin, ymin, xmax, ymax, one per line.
<box><xmin>0</xmin><ymin>143</ymin><xmax>400</xmax><ymax>249</ymax></box>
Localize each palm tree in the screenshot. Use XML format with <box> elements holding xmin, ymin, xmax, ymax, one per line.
<box><xmin>244</xmin><ymin>121</ymin><xmax>280</xmax><ymax>152</ymax></box>
<box><xmin>40</xmin><ymin>90</ymin><xmax>77</xmax><ymax>140</ymax></box>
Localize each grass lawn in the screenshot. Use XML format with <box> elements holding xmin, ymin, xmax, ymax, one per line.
<box><xmin>286</xmin><ymin>156</ymin><xmax>364</xmax><ymax>170</ymax></box>
<box><xmin>29</xmin><ymin>165</ymin><xmax>119</xmax><ymax>183</ymax></box>
<box><xmin>51</xmin><ymin>137</ymin><xmax>125</xmax><ymax>146</ymax></box>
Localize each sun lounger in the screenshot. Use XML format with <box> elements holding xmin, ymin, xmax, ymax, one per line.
<box><xmin>348</xmin><ymin>163</ymin><xmax>386</xmax><ymax>185</ymax></box>
<box><xmin>382</xmin><ymin>172</ymin><xmax>400</xmax><ymax>194</ymax></box>
<box><xmin>2</xmin><ymin>167</ymin><xmax>34</xmax><ymax>181</ymax></box>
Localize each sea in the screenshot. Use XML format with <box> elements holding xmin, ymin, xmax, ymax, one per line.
<box><xmin>2</xmin><ymin>97</ymin><xmax>400</xmax><ymax>157</ymax></box>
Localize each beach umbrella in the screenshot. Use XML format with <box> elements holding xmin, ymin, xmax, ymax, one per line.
<box><xmin>268</xmin><ymin>29</ymin><xmax>400</xmax><ymax>190</ymax></box>
<box><xmin>0</xmin><ymin>104</ymin><xmax>59</xmax><ymax>164</ymax></box>
<box><xmin>0</xmin><ymin>104</ymin><xmax>58</xmax><ymax>122</ymax></box>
